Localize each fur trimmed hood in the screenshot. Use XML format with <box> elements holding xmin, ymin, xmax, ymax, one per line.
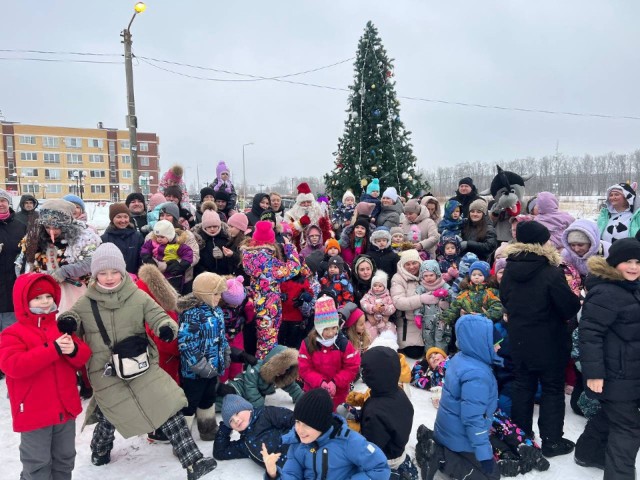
<box><xmin>176</xmin><ymin>292</ymin><xmax>205</xmax><ymax>313</ymax></box>
<box><xmin>136</xmin><ymin>264</ymin><xmax>178</xmax><ymax>312</ymax></box>
<box><xmin>504</xmin><ymin>242</ymin><xmax>562</xmax><ymax>267</ymax></box>
<box><xmin>259</xmin><ymin>345</ymin><xmax>299</xmax><ymax>388</ymax></box>
<box><xmin>587</xmin><ymin>255</ymin><xmax>625</xmax><ymax>282</ymax></box>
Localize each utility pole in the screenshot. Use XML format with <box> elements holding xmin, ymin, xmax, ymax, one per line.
<box><xmin>121</xmin><ymin>2</ymin><xmax>146</xmax><ymax>193</ymax></box>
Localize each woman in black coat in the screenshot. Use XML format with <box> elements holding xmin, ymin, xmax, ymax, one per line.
<box><xmin>460</xmin><ymin>199</ymin><xmax>498</xmax><ymax>262</ymax></box>
<box><xmin>100</xmin><ymin>204</ymin><xmax>144</xmax><ymax>274</ymax></box>
<box><xmin>351</xmin><ymin>254</ymin><xmax>377</xmax><ymax>306</ymax></box>
<box><xmin>577</xmin><ymin>238</ymin><xmax>640</xmax><ymax>479</ymax></box>
<box><xmin>192</xmin><ymin>206</ymin><xmax>235</xmax><ymax>276</ymax></box>
<box><xmin>246</xmin><ymin>193</ymin><xmax>270</xmax><ymax>228</ymax></box>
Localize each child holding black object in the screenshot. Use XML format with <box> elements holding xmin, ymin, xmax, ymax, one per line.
<box><xmin>360</xmin><ymin>346</ymin><xmax>419</xmax><ymax>479</ymax></box>
<box><xmin>213</xmin><ymin>394</ymin><xmax>294</xmax><ymax>469</ymax></box>
<box><xmin>261</xmin><ymin>388</ymin><xmax>390</xmax><ymax>480</ymax></box>
<box><xmin>0</xmin><ymin>273</ymin><xmax>91</xmax><ymax>480</ymax></box>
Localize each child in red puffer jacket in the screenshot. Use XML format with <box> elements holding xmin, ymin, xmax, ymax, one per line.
<box><xmin>0</xmin><ymin>273</ymin><xmax>91</xmax><ymax>480</ymax></box>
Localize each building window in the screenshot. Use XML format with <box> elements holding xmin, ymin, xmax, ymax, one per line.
<box><xmin>23</xmin><ymin>184</ymin><xmax>40</xmax><ymax>193</ymax></box>
<box><xmin>120</xmin><ymin>140</ymin><xmax>130</xmax><ymax>149</ymax></box>
<box><xmin>20</xmin><ymin>152</ymin><xmax>38</xmax><ymax>161</ymax></box>
<box><xmin>121</xmin><ymin>155</ymin><xmax>131</xmax><ymax>164</ymax></box>
<box><xmin>88</xmin><ymin>138</ymin><xmax>103</xmax><ymax>148</ymax></box>
<box><xmin>44</xmin><ymin>153</ymin><xmax>61</xmax><ymax>164</ymax></box>
<box><xmin>6</xmin><ymin>136</ymin><xmax>14</xmax><ymax>159</ymax></box>
<box><xmin>45</xmin><ymin>169</ymin><xmax>61</xmax><ymax>180</ymax></box>
<box><xmin>89</xmin><ymin>154</ymin><xmax>104</xmax><ymax>163</ymax></box>
<box><xmin>140</xmin><ymin>156</ymin><xmax>150</xmax><ymax>166</ymax></box>
<box><xmin>90</xmin><ymin>170</ymin><xmax>106</xmax><ymax>178</ymax></box>
<box><xmin>65</xmin><ymin>137</ymin><xmax>82</xmax><ymax>149</ymax></box>
<box><xmin>47</xmin><ymin>185</ymin><xmax>62</xmax><ymax>194</ymax></box>
<box><xmin>22</xmin><ymin>168</ymin><xmax>39</xmax><ymax>177</ymax></box>
<box><xmin>67</xmin><ymin>154</ymin><xmax>83</xmax><ymax>164</ymax></box>
<box><xmin>121</xmin><ymin>170</ymin><xmax>132</xmax><ymax>178</ymax></box>
<box><xmin>139</xmin><ymin>142</ymin><xmax>149</xmax><ymax>152</ymax></box>
<box><xmin>43</xmin><ymin>136</ymin><xmax>59</xmax><ymax>148</ymax></box>
<box><xmin>19</xmin><ymin>135</ymin><xmax>36</xmax><ymax>145</ymax></box>
<box><xmin>91</xmin><ymin>185</ymin><xmax>107</xmax><ymax>194</ymax></box>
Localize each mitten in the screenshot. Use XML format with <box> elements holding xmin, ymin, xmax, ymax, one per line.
<box><xmin>158</xmin><ymin>325</ymin><xmax>174</xmax><ymax>342</ymax></box>
<box><xmin>414</xmin><ymin>315</ymin><xmax>423</xmax><ymax>329</ymax></box>
<box><xmin>321</xmin><ymin>380</ymin><xmax>336</xmax><ymax>397</ymax></box>
<box><xmin>459</xmin><ymin>241</ymin><xmax>468</xmax><ymax>251</ymax></box>
<box><xmin>57</xmin><ymin>315</ymin><xmax>78</xmax><ymax>335</ymax></box>
<box><xmin>141</xmin><ymin>254</ymin><xmax>155</xmax><ymax>265</ymax></box>
<box><xmin>190</xmin><ymin>357</ymin><xmax>217</xmax><ymax>379</ymax></box>
<box><xmin>49</xmin><ymin>269</ymin><xmax>66</xmax><ymax>283</ymax></box>
<box><xmin>447</xmin><ymin>266</ymin><xmax>458</xmax><ymax>279</ymax></box>
<box><xmin>480</xmin><ymin>460</ymin><xmax>495</xmax><ymax>474</ymax></box>
<box><xmin>212</xmin><ymin>247</ymin><xmax>223</xmax><ymax>259</ymax></box>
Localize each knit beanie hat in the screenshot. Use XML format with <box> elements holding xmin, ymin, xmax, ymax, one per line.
<box><xmin>369</xmin><ymin>330</ymin><xmax>399</xmax><ymax>351</ymax></box>
<box><xmin>567</xmin><ymin>230</ymin><xmax>591</xmax><ymax>245</ymax></box>
<box><xmin>340</xmin><ymin>302</ymin><xmax>365</xmax><ymax>329</ymax></box>
<box><xmin>356</xmin><ymin>202</ymin><xmax>376</xmax><ymax>218</ymax></box>
<box><xmin>516</xmin><ymin>221</ymin><xmax>550</xmax><ymax>245</ymax></box>
<box><xmin>260</xmin><ymin>210</ymin><xmax>276</xmax><ymax>223</ymax></box>
<box><xmin>193</xmin><ymin>272</ymin><xmax>228</xmax><ymax>306</ymax></box>
<box><xmin>222</xmin><ymin>276</ymin><xmax>246</xmax><ymax>307</ymax></box>
<box><xmin>216</xmin><ymin>161</ymin><xmax>230</xmax><ymax>179</ymax></box>
<box><xmin>63</xmin><ymin>194</ymin><xmax>85</xmax><ymax>213</ymax></box>
<box><xmin>125</xmin><ymin>192</ymin><xmax>146</xmax><ymax>208</ymax></box>
<box><xmin>294</xmin><ymin>388</ymin><xmax>333</xmax><ymax>433</ymax></box>
<box><xmin>404</xmin><ymin>199</ymin><xmax>421</xmax><ymax>215</ymax></box>
<box><xmin>109</xmin><ymin>203</ymin><xmax>130</xmax><ymax>222</ymax></box>
<box><xmin>371</xmin><ymin>270</ymin><xmax>388</xmax><ymax>287</ymax></box>
<box><xmin>342</xmin><ymin>190</ymin><xmax>356</xmax><ymax>203</ymax></box>
<box><xmin>200</xmin><ymin>187</ymin><xmax>216</xmax><ymax>201</ymax></box>
<box><xmin>370</xmin><ymin>228</ymin><xmax>391</xmax><ymax>245</ymax></box>
<box><xmin>469</xmin><ymin>260</ymin><xmax>491</xmax><ymax>279</ymax></box>
<box><xmin>400</xmin><ymin>249</ymin><xmax>421</xmax><ymax>266</ymax></box>
<box><xmin>214</xmin><ymin>190</ymin><xmax>231</xmax><ymax>202</ymax></box>
<box><xmin>159</xmin><ymin>202</ymin><xmax>180</xmax><ymax>222</ymax></box>
<box><xmin>227</xmin><ymin>213</ymin><xmax>250</xmax><ymax>234</ymax></box>
<box><xmin>153</xmin><ymin>219</ymin><xmax>175</xmax><ymax>239</ymax></box>
<box><xmin>252</xmin><ymin>220</ymin><xmax>276</xmax><ymax>245</ymax></box>
<box><xmin>390</xmin><ymin>226</ymin><xmax>404</xmax><ymax>238</ymax></box>
<box><xmin>606</xmin><ymin>238</ymin><xmax>640</xmax><ymax>267</ymax></box>
<box><xmin>327</xmin><ymin>256</ymin><xmax>345</xmax><ymax>274</ymax></box>
<box><xmin>0</xmin><ymin>188</ymin><xmax>11</xmax><ymax>204</ymax></box>
<box><xmin>426</xmin><ymin>347</ymin><xmax>447</xmax><ymax>361</ymax></box>
<box><xmin>366</xmin><ymin>178</ymin><xmax>380</xmax><ymax>194</ymax></box>
<box><xmin>382</xmin><ymin>187</ymin><xmax>398</xmax><ymax>202</ymax></box>
<box><xmin>324</xmin><ymin>238</ymin><xmax>341</xmax><ymax>253</ymax></box>
<box><xmin>164</xmin><ymin>185</ymin><xmax>182</xmax><ymax>200</ymax></box>
<box><xmin>27</xmin><ymin>275</ymin><xmax>57</xmax><ymax>303</ymax></box>
<box><xmin>420</xmin><ymin>260</ymin><xmax>442</xmax><ymax>278</ymax></box>
<box><xmin>494</xmin><ymin>257</ymin><xmax>507</xmax><ymax>273</ymax></box>
<box><xmin>314</xmin><ymin>295</ymin><xmax>340</xmax><ymax>335</ymax></box>
<box><xmin>469</xmin><ymin>198</ymin><xmax>488</xmax><ymax>216</ymax></box>
<box><xmin>149</xmin><ymin>192</ymin><xmax>167</xmax><ymax>210</ymax></box>
<box><xmin>38</xmin><ymin>199</ymin><xmax>75</xmax><ymax>227</ymax></box>
<box><xmin>458</xmin><ymin>177</ymin><xmax>474</xmax><ymax>188</ymax></box>
<box><xmin>353</xmin><ymin>216</ymin><xmax>370</xmax><ymax>232</ymax></box>
<box><xmin>354</xmin><ymin>255</ymin><xmax>375</xmax><ymax>276</ymax></box>
<box><xmin>91</xmin><ymin>242</ymin><xmax>127</xmax><ymax>278</ymax></box>
<box><xmin>221</xmin><ymin>394</ymin><xmax>253</xmax><ymax>428</ymax></box>
<box><xmin>202</xmin><ymin>209</ymin><xmax>222</xmax><ymax>229</ymax></box>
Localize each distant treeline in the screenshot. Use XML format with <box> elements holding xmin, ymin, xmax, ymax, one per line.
<box><xmin>423</xmin><ymin>150</ymin><xmax>640</xmax><ymax>197</ymax></box>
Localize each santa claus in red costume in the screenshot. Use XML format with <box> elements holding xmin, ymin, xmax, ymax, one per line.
<box><xmin>284</xmin><ymin>182</ymin><xmax>333</xmax><ymax>251</ymax></box>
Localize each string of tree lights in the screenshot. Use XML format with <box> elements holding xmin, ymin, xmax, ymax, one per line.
<box><xmin>1</xmin><ymin>48</ymin><xmax>638</xmax><ymax>121</ymax></box>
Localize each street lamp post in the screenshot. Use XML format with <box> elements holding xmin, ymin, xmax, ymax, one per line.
<box><xmin>121</xmin><ymin>2</ymin><xmax>146</xmax><ymax>194</ymax></box>
<box><xmin>73</xmin><ymin>170</ymin><xmax>87</xmax><ymax>199</ymax></box>
<box><xmin>242</xmin><ymin>142</ymin><xmax>254</xmax><ymax>210</ymax></box>
<box><xmin>10</xmin><ymin>172</ymin><xmax>24</xmax><ymax>196</ymax></box>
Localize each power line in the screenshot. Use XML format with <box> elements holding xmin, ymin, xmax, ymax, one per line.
<box><xmin>0</xmin><ymin>56</ymin><xmax>122</xmax><ymax>65</ymax></box>
<box><xmin>0</xmin><ymin>48</ymin><xmax>120</xmax><ymax>57</ymax></box>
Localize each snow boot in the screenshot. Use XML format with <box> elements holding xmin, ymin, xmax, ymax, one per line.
<box><xmin>196</xmin><ymin>407</ymin><xmax>218</xmax><ymax>441</ymax></box>
<box><xmin>148</xmin><ymin>428</ymin><xmax>170</xmax><ymax>444</ymax></box>
<box><xmin>414</xmin><ymin>425</ymin><xmax>434</xmax><ymax>470</ymax></box>
<box><xmin>91</xmin><ymin>451</ymin><xmax>111</xmax><ymax>466</ymax></box>
<box><xmin>541</xmin><ymin>437</ymin><xmax>575</xmax><ymax>458</ymax></box>
<box><xmin>186</xmin><ymin>457</ymin><xmax>217</xmax><ymax>480</ymax></box>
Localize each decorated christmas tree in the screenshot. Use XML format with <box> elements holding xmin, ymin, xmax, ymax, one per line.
<box><xmin>324</xmin><ymin>21</ymin><xmax>425</xmax><ymax>204</ymax></box>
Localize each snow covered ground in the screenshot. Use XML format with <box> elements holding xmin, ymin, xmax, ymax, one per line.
<box><xmin>1</xmin><ymin>370</ymin><xmax>628</xmax><ymax>480</ymax></box>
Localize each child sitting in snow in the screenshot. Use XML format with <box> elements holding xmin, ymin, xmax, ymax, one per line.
<box><xmin>332</xmin><ymin>190</ymin><xmax>357</xmax><ymax>232</ymax></box>
<box><xmin>413</xmin><ymin>260</ymin><xmax>452</xmax><ymax>352</ymax></box>
<box><xmin>210</xmin><ymin>161</ymin><xmax>237</xmax><ymax>210</ymax></box>
<box><xmin>319</xmin><ymin>256</ymin><xmax>354</xmax><ymax>307</ymax></box>
<box><xmin>438</xmin><ymin>199</ymin><xmax>464</xmax><ymax>237</ymax></box>
<box><xmin>214</xmin><ymin>394</ymin><xmax>294</xmax><ymax>470</ymax></box>
<box><xmin>359</xmin><ymin>270</ymin><xmax>396</xmax><ymax>340</ymax></box>
<box><xmin>339</xmin><ymin>302</ymin><xmax>372</xmax><ymax>355</ymax></box>
<box><xmin>411</xmin><ymin>346</ymin><xmax>449</xmax><ymax>393</ymax></box>
<box><xmin>436</xmin><ymin>235</ymin><xmax>462</xmax><ymax>283</ymax></box>
<box><xmin>141</xmin><ymin>220</ymin><xmax>194</xmax><ymax>291</ymax></box>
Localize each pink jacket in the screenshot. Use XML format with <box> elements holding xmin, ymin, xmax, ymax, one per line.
<box><xmin>360</xmin><ymin>290</ymin><xmax>396</xmax><ymax>324</ymax></box>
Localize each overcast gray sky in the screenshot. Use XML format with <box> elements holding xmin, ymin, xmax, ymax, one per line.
<box><xmin>1</xmin><ymin>1</ymin><xmax>639</xmax><ymax>190</ymax></box>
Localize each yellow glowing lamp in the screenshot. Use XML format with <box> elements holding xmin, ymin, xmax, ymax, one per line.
<box><xmin>134</xmin><ymin>2</ymin><xmax>146</xmax><ymax>13</ymax></box>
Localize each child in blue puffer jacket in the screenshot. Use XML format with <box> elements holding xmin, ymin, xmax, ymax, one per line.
<box><xmin>177</xmin><ymin>272</ymin><xmax>230</xmax><ymax>441</ymax></box>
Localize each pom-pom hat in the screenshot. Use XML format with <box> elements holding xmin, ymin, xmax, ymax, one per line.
<box><xmin>251</xmin><ymin>220</ymin><xmax>275</xmax><ymax>245</ymax></box>
<box><xmin>222</xmin><ymin>276</ymin><xmax>246</xmax><ymax>307</ymax></box>
<box><xmin>314</xmin><ymin>295</ymin><xmax>340</xmax><ymax>335</ymax></box>
<box><xmin>296</xmin><ymin>182</ymin><xmax>315</xmax><ymax>204</ymax></box>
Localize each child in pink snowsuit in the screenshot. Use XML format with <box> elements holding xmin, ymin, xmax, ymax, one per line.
<box><xmin>359</xmin><ymin>270</ymin><xmax>396</xmax><ymax>341</ymax></box>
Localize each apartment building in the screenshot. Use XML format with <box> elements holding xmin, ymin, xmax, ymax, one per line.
<box><xmin>0</xmin><ymin>122</ymin><xmax>160</xmax><ymax>201</ymax></box>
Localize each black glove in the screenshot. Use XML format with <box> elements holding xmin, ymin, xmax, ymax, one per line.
<box><xmin>480</xmin><ymin>459</ymin><xmax>494</xmax><ymax>474</ymax></box>
<box><xmin>230</xmin><ymin>347</ymin><xmax>258</xmax><ymax>366</ymax></box>
<box><xmin>141</xmin><ymin>254</ymin><xmax>155</xmax><ymax>265</ymax></box>
<box><xmin>190</xmin><ymin>357</ymin><xmax>217</xmax><ymax>379</ymax></box>
<box><xmin>158</xmin><ymin>325</ymin><xmax>174</xmax><ymax>342</ymax></box>
<box><xmin>166</xmin><ymin>260</ymin><xmax>190</xmax><ymax>276</ymax></box>
<box><xmin>57</xmin><ymin>315</ymin><xmax>78</xmax><ymax>335</ymax></box>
